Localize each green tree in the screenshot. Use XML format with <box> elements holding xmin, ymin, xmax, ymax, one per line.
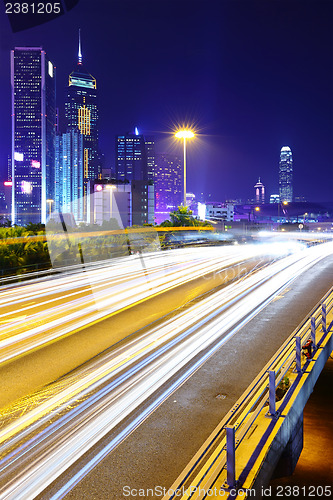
<box><xmin>160</xmin><ymin>206</ymin><xmax>212</xmax><ymax>227</ymax></box>
<box><xmin>0</xmin><ymin>216</ymin><xmax>11</xmax><ymax>227</ymax></box>
<box><xmin>25</xmin><ymin>222</ymin><xmax>45</xmax><ymax>233</ymax></box>
<box><xmin>0</xmin><ymin>226</ymin><xmax>51</xmax><ymax>274</ymax></box>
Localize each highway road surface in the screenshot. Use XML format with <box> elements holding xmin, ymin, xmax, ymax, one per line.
<box><xmin>0</xmin><ymin>237</ymin><xmax>332</xmax><ymax>499</ymax></box>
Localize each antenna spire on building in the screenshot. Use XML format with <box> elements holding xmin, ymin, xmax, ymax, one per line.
<box><xmin>78</xmin><ymin>28</ymin><xmax>82</xmax><ymax>65</ymax></box>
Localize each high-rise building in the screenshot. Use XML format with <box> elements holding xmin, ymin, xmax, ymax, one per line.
<box><xmin>154</xmin><ymin>153</ymin><xmax>183</xmax><ymax>223</ymax></box>
<box><xmin>132</xmin><ymin>180</ymin><xmax>155</xmax><ymax>225</ymax></box>
<box><xmin>65</xmin><ymin>32</ymin><xmax>99</xmax><ymax>193</ymax></box>
<box><xmin>254</xmin><ymin>178</ymin><xmax>265</xmax><ymax>204</ymax></box>
<box><xmin>115</xmin><ymin>129</ymin><xmax>148</xmax><ymax>182</ymax></box>
<box><xmin>279</xmin><ymin>146</ymin><xmax>293</xmax><ymax>202</ymax></box>
<box><xmin>145</xmin><ymin>136</ymin><xmax>155</xmax><ymax>181</ymax></box>
<box><xmin>11</xmin><ymin>47</ymin><xmax>56</xmax><ymax>225</ymax></box>
<box><xmin>55</xmin><ymin>130</ymin><xmax>84</xmax><ymax>221</ymax></box>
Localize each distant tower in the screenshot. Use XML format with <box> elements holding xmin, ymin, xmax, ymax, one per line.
<box><xmin>11</xmin><ymin>47</ymin><xmax>56</xmax><ymax>225</ymax></box>
<box><xmin>279</xmin><ymin>146</ymin><xmax>293</xmax><ymax>202</ymax></box>
<box><xmin>254</xmin><ymin>178</ymin><xmax>265</xmax><ymax>204</ymax></box>
<box><xmin>115</xmin><ymin>128</ymin><xmax>148</xmax><ymax>182</ymax></box>
<box><xmin>65</xmin><ymin>31</ymin><xmax>99</xmax><ymax>194</ymax></box>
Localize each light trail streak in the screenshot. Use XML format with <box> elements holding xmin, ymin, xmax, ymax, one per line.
<box><xmin>0</xmin><ymin>241</ymin><xmax>332</xmax><ymax>499</ymax></box>
<box><xmin>0</xmin><ymin>244</ymin><xmax>286</xmax><ymax>363</ymax></box>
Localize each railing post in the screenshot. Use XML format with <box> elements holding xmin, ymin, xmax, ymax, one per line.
<box><xmin>226</xmin><ymin>425</ymin><xmax>236</xmax><ymax>488</ymax></box>
<box><xmin>311</xmin><ymin>316</ymin><xmax>317</xmax><ymax>351</ymax></box>
<box><xmin>296</xmin><ymin>335</ymin><xmax>302</xmax><ymax>373</ymax></box>
<box><xmin>268</xmin><ymin>370</ymin><xmax>277</xmax><ymax>416</ymax></box>
<box><xmin>322</xmin><ymin>303</ymin><xmax>327</xmax><ymax>334</ymax></box>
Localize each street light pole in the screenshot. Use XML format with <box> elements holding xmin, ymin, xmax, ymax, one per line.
<box><xmin>106</xmin><ymin>185</ymin><xmax>116</xmax><ymax>221</ymax></box>
<box><xmin>46</xmin><ymin>199</ymin><xmax>54</xmax><ymax>218</ymax></box>
<box><xmin>183</xmin><ymin>137</ymin><xmax>187</xmax><ymax>207</ymax></box>
<box><xmin>175</xmin><ymin>129</ymin><xmax>195</xmax><ymax>207</ymax></box>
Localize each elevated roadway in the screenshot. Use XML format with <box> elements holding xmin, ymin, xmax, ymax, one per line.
<box><xmin>41</xmin><ymin>249</ymin><xmax>333</xmax><ymax>499</ymax></box>
<box><xmin>0</xmin><ymin>239</ymin><xmax>332</xmax><ymax>499</ymax></box>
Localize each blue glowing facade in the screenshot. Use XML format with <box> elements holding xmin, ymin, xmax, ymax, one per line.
<box><xmin>55</xmin><ymin>130</ymin><xmax>84</xmax><ymax>221</ymax></box>
<box><xmin>11</xmin><ymin>47</ymin><xmax>56</xmax><ymax>225</ymax></box>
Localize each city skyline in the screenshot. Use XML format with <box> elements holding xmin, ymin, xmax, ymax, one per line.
<box><xmin>1</xmin><ymin>0</ymin><xmax>333</xmax><ymax>203</ymax></box>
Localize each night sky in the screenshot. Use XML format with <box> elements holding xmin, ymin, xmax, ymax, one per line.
<box><xmin>0</xmin><ymin>0</ymin><xmax>332</xmax><ymax>203</ymax></box>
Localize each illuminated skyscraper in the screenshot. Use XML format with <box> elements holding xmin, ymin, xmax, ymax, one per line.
<box><xmin>154</xmin><ymin>153</ymin><xmax>183</xmax><ymax>223</ymax></box>
<box><xmin>279</xmin><ymin>146</ymin><xmax>293</xmax><ymax>202</ymax></box>
<box><xmin>11</xmin><ymin>47</ymin><xmax>56</xmax><ymax>225</ymax></box>
<box><xmin>115</xmin><ymin>129</ymin><xmax>148</xmax><ymax>182</ymax></box>
<box><xmin>65</xmin><ymin>32</ymin><xmax>99</xmax><ymax>193</ymax></box>
<box><xmin>55</xmin><ymin>130</ymin><xmax>84</xmax><ymax>221</ymax></box>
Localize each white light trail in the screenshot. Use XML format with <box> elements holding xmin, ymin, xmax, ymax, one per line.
<box><xmin>0</xmin><ymin>241</ymin><xmax>332</xmax><ymax>499</ymax></box>
<box><xmin>0</xmin><ymin>244</ymin><xmax>286</xmax><ymax>363</ymax></box>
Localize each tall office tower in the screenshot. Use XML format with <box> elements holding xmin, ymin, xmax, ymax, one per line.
<box><xmin>145</xmin><ymin>136</ymin><xmax>155</xmax><ymax>181</ymax></box>
<box><xmin>279</xmin><ymin>146</ymin><xmax>293</xmax><ymax>202</ymax></box>
<box><xmin>11</xmin><ymin>47</ymin><xmax>56</xmax><ymax>225</ymax></box>
<box><xmin>254</xmin><ymin>178</ymin><xmax>265</xmax><ymax>204</ymax></box>
<box><xmin>116</xmin><ymin>129</ymin><xmax>148</xmax><ymax>182</ymax></box>
<box><xmin>65</xmin><ymin>32</ymin><xmax>99</xmax><ymax>193</ymax></box>
<box><xmin>154</xmin><ymin>153</ymin><xmax>183</xmax><ymax>223</ymax></box>
<box><xmin>55</xmin><ymin>130</ymin><xmax>84</xmax><ymax>221</ymax></box>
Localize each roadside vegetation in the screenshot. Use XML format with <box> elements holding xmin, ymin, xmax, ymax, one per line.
<box><xmin>160</xmin><ymin>206</ymin><xmax>212</xmax><ymax>228</ymax></box>
<box><xmin>0</xmin><ymin>223</ymin><xmax>50</xmax><ymax>276</ymax></box>
<box><xmin>0</xmin><ymin>207</ymin><xmax>212</xmax><ymax>277</ymax></box>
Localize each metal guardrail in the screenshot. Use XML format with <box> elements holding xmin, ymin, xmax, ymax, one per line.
<box><xmin>0</xmin><ymin>262</ymin><xmax>54</xmax><ymax>285</ymax></box>
<box><xmin>0</xmin><ymin>255</ymin><xmax>130</xmax><ymax>286</ymax></box>
<box><xmin>166</xmin><ymin>286</ymin><xmax>333</xmax><ymax>499</ymax></box>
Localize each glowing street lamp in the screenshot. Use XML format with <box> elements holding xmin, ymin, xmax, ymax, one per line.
<box><xmin>175</xmin><ymin>129</ymin><xmax>195</xmax><ymax>206</ymax></box>
<box><xmin>254</xmin><ymin>206</ymin><xmax>260</xmax><ymax>222</ymax></box>
<box><xmin>282</xmin><ymin>200</ymin><xmax>289</xmax><ymax>223</ymax></box>
<box><xmin>277</xmin><ymin>200</ymin><xmax>288</xmax><ymax>227</ymax></box>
